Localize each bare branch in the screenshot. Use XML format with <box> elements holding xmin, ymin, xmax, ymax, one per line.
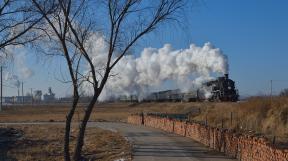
<box><xmin>29</xmin><ymin>1</ymin><xmax>186</xmax><ymax>160</ymax></box>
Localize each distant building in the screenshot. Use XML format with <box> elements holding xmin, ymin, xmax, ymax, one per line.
<box><xmin>14</xmin><ymin>96</ymin><xmax>21</xmax><ymax>103</ymax></box>
<box><xmin>59</xmin><ymin>96</ymin><xmax>92</xmax><ymax>103</ymax></box>
<box><xmin>3</xmin><ymin>97</ymin><xmax>14</xmax><ymax>104</ymax></box>
<box><xmin>34</xmin><ymin>90</ymin><xmax>42</xmax><ymax>102</ymax></box>
<box><xmin>59</xmin><ymin>96</ymin><xmax>73</xmax><ymax>103</ymax></box>
<box><xmin>43</xmin><ymin>87</ymin><xmax>55</xmax><ymax>102</ymax></box>
<box><xmin>15</xmin><ymin>96</ymin><xmax>33</xmax><ymax>103</ymax></box>
<box><xmin>3</xmin><ymin>96</ymin><xmax>33</xmax><ymax>104</ymax></box>
<box><xmin>23</xmin><ymin>96</ymin><xmax>33</xmax><ymax>103</ymax></box>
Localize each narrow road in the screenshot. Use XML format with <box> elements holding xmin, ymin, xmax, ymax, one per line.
<box><xmin>0</xmin><ymin>122</ymin><xmax>236</xmax><ymax>161</ymax></box>
<box><xmin>94</xmin><ymin>122</ymin><xmax>236</xmax><ymax>161</ymax></box>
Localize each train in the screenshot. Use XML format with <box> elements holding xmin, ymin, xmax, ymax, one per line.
<box><xmin>119</xmin><ymin>74</ymin><xmax>239</xmax><ymax>102</ymax></box>
<box><xmin>205</xmin><ymin>74</ymin><xmax>239</xmax><ymax>102</ymax></box>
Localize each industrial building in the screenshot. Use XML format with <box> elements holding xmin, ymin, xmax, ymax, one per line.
<box><xmin>43</xmin><ymin>87</ymin><xmax>55</xmax><ymax>102</ymax></box>
<box><xmin>3</xmin><ymin>96</ymin><xmax>33</xmax><ymax>104</ymax></box>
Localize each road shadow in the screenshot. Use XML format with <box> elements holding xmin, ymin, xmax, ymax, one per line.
<box><xmin>128</xmin><ymin>131</ymin><xmax>234</xmax><ymax>160</ymax></box>
<box><xmin>133</xmin><ymin>143</ymin><xmax>234</xmax><ymax>159</ymax></box>
<box><xmin>0</xmin><ymin>128</ymin><xmax>23</xmax><ymax>161</ymax></box>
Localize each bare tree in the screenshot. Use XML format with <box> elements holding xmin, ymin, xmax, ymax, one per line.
<box><xmin>280</xmin><ymin>88</ymin><xmax>288</xmax><ymax>97</ymax></box>
<box><xmin>31</xmin><ymin>0</ymin><xmax>186</xmax><ymax>160</ymax></box>
<box><xmin>29</xmin><ymin>1</ymin><xmax>83</xmax><ymax>161</ymax></box>
<box><xmin>0</xmin><ymin>0</ymin><xmax>48</xmax><ymax>60</ymax></box>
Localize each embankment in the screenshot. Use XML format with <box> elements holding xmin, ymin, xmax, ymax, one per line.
<box><xmin>127</xmin><ymin>114</ymin><xmax>288</xmax><ymax>161</ymax></box>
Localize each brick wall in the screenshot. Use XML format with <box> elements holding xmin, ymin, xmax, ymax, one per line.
<box><xmin>127</xmin><ymin>114</ymin><xmax>143</xmax><ymax>125</ymax></box>
<box><xmin>127</xmin><ymin>114</ymin><xmax>288</xmax><ymax>161</ymax></box>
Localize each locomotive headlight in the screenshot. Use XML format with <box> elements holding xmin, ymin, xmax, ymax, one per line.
<box><xmin>228</xmin><ymin>86</ymin><xmax>231</xmax><ymax>90</ymax></box>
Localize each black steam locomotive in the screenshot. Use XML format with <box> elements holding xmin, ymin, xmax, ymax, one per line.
<box><xmin>119</xmin><ymin>74</ymin><xmax>239</xmax><ymax>102</ymax></box>
<box><xmin>205</xmin><ymin>74</ymin><xmax>239</xmax><ymax>102</ymax></box>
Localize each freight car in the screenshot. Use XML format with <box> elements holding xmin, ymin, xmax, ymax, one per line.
<box><xmin>182</xmin><ymin>90</ymin><xmax>205</xmax><ymax>102</ymax></box>
<box><xmin>144</xmin><ymin>89</ymin><xmax>183</xmax><ymax>102</ymax></box>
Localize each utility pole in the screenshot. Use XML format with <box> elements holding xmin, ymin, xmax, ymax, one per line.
<box><xmin>0</xmin><ymin>66</ymin><xmax>2</xmax><ymax>111</ymax></box>
<box><xmin>22</xmin><ymin>82</ymin><xmax>24</xmax><ymax>104</ymax></box>
<box><xmin>31</xmin><ymin>88</ymin><xmax>33</xmax><ymax>105</ymax></box>
<box><xmin>270</xmin><ymin>80</ymin><xmax>273</xmax><ymax>107</ymax></box>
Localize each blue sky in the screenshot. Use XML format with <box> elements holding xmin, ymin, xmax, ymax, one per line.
<box><xmin>145</xmin><ymin>0</ymin><xmax>288</xmax><ymax>97</ymax></box>
<box><xmin>3</xmin><ymin>0</ymin><xmax>288</xmax><ymax>97</ymax></box>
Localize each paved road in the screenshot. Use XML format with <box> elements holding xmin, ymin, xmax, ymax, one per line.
<box><xmin>94</xmin><ymin>122</ymin><xmax>236</xmax><ymax>161</ymax></box>
<box><xmin>0</xmin><ymin>122</ymin><xmax>236</xmax><ymax>161</ymax></box>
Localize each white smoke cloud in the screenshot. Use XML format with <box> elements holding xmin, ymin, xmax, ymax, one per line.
<box><xmin>5</xmin><ymin>73</ymin><xmax>21</xmax><ymax>88</ymax></box>
<box><xmin>14</xmin><ymin>52</ymin><xmax>34</xmax><ymax>79</ymax></box>
<box><xmin>83</xmin><ymin>35</ymin><xmax>229</xmax><ymax>101</ymax></box>
<box><xmin>1</xmin><ymin>46</ymin><xmax>34</xmax><ymax>88</ymax></box>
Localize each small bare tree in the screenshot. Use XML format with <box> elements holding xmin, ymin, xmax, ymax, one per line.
<box><xmin>31</xmin><ymin>0</ymin><xmax>186</xmax><ymax>160</ymax></box>
<box><xmin>280</xmin><ymin>88</ymin><xmax>288</xmax><ymax>97</ymax></box>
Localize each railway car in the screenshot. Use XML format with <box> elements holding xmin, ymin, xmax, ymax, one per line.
<box><xmin>144</xmin><ymin>89</ymin><xmax>182</xmax><ymax>102</ymax></box>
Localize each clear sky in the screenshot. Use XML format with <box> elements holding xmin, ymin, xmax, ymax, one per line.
<box><xmin>3</xmin><ymin>0</ymin><xmax>288</xmax><ymax>98</ymax></box>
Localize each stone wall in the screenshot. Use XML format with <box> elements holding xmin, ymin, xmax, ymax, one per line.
<box><xmin>127</xmin><ymin>114</ymin><xmax>288</xmax><ymax>161</ymax></box>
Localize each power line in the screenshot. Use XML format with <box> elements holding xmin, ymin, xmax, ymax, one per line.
<box><xmin>270</xmin><ymin>80</ymin><xmax>288</xmax><ymax>82</ymax></box>
<box><xmin>2</xmin><ymin>84</ymin><xmax>16</xmax><ymax>88</ymax></box>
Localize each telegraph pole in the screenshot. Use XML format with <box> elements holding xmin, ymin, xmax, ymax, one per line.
<box><xmin>270</xmin><ymin>80</ymin><xmax>273</xmax><ymax>96</ymax></box>
<box><xmin>270</xmin><ymin>80</ymin><xmax>273</xmax><ymax>107</ymax></box>
<box><xmin>22</xmin><ymin>81</ymin><xmax>24</xmax><ymax>104</ymax></box>
<box><xmin>31</xmin><ymin>88</ymin><xmax>33</xmax><ymax>105</ymax></box>
<box><xmin>0</xmin><ymin>66</ymin><xmax>2</xmax><ymax>111</ymax></box>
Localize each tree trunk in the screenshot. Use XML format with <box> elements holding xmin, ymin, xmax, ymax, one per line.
<box><xmin>73</xmin><ymin>92</ymin><xmax>99</xmax><ymax>161</ymax></box>
<box><xmin>64</xmin><ymin>94</ymin><xmax>79</xmax><ymax>161</ymax></box>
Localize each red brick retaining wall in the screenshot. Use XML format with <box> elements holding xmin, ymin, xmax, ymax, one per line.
<box><xmin>127</xmin><ymin>114</ymin><xmax>288</xmax><ymax>161</ymax></box>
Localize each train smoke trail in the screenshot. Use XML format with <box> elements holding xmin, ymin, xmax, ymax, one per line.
<box><xmin>83</xmin><ymin>35</ymin><xmax>229</xmax><ymax>101</ymax></box>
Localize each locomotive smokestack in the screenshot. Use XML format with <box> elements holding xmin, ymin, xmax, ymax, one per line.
<box><xmin>224</xmin><ymin>74</ymin><xmax>229</xmax><ymax>79</ymax></box>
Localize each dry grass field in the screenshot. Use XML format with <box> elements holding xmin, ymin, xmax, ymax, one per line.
<box><xmin>0</xmin><ymin>124</ymin><xmax>131</xmax><ymax>161</ymax></box>
<box><xmin>0</xmin><ymin>96</ymin><xmax>288</xmax><ymax>147</ymax></box>
<box><xmin>192</xmin><ymin>96</ymin><xmax>288</xmax><ymax>144</ymax></box>
<box><xmin>0</xmin><ymin>102</ymin><xmax>202</xmax><ymax>122</ymax></box>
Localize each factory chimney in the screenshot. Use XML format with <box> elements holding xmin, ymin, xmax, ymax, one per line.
<box><xmin>224</xmin><ymin>74</ymin><xmax>229</xmax><ymax>79</ymax></box>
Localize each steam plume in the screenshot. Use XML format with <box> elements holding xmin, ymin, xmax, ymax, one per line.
<box><xmin>83</xmin><ymin>35</ymin><xmax>229</xmax><ymax>101</ymax></box>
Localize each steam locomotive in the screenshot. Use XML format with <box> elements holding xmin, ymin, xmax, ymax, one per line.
<box><xmin>205</xmin><ymin>74</ymin><xmax>239</xmax><ymax>102</ymax></box>
<box><xmin>120</xmin><ymin>74</ymin><xmax>239</xmax><ymax>102</ymax></box>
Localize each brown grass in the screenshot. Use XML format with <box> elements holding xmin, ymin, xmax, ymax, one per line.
<box><xmin>0</xmin><ymin>125</ymin><xmax>131</xmax><ymax>161</ymax></box>
<box><xmin>191</xmin><ymin>96</ymin><xmax>288</xmax><ymax>143</ymax></box>
<box><xmin>1</xmin><ymin>98</ymin><xmax>288</xmax><ymax>143</ymax></box>
<box><xmin>0</xmin><ymin>102</ymin><xmax>202</xmax><ymax>122</ymax></box>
